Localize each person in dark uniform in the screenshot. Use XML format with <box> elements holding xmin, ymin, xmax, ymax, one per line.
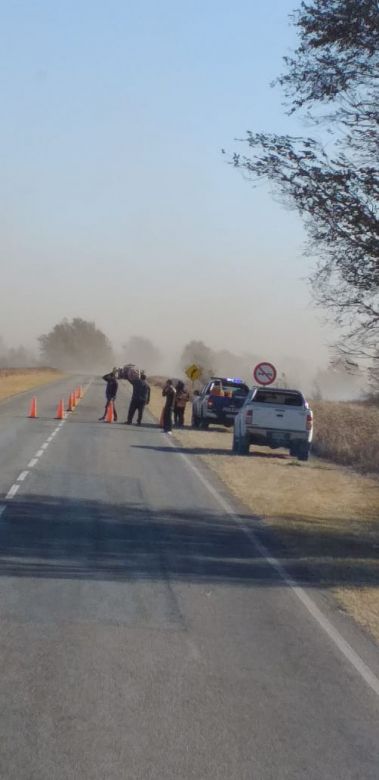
<box><xmin>125</xmin><ymin>371</ymin><xmax>151</xmax><ymax>425</ymax></box>
<box><xmin>99</xmin><ymin>369</ymin><xmax>118</xmax><ymax>421</ymax></box>
<box><xmin>162</xmin><ymin>379</ymin><xmax>176</xmax><ymax>434</ymax></box>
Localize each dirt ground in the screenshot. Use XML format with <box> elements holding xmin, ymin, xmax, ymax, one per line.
<box><xmin>0</xmin><ymin>369</ymin><xmax>63</xmax><ymax>402</ymax></box>
<box><xmin>149</xmin><ymin>386</ymin><xmax>379</xmax><ymax>643</ymax></box>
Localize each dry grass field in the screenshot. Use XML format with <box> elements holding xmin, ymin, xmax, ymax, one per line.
<box><xmin>312</xmin><ymin>400</ymin><xmax>379</xmax><ymax>474</ymax></box>
<box><xmin>0</xmin><ymin>368</ymin><xmax>63</xmax><ymax>402</ymax></box>
<box><xmin>148</xmin><ymin>384</ymin><xmax>379</xmax><ymax>642</ymax></box>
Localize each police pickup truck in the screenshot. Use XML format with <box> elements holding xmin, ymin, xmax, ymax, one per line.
<box><xmin>192</xmin><ymin>377</ymin><xmax>249</xmax><ymax>429</ymax></box>
<box><xmin>232</xmin><ymin>386</ymin><xmax>313</xmax><ymax>460</ymax></box>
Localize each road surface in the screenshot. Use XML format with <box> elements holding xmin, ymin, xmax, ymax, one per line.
<box><xmin>0</xmin><ymin>375</ymin><xmax>378</xmax><ymax>779</ymax></box>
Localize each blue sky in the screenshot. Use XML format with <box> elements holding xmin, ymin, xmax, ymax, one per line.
<box><xmin>0</xmin><ymin>0</ymin><xmax>335</xmax><ymax>369</ymax></box>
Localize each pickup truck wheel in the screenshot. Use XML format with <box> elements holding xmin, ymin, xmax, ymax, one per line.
<box><xmin>232</xmin><ymin>431</ymin><xmax>238</xmax><ymax>453</ymax></box>
<box><xmin>297</xmin><ymin>443</ymin><xmax>310</xmax><ymax>462</ymax></box>
<box><xmin>199</xmin><ymin>419</ymin><xmax>209</xmax><ymax>430</ymax></box>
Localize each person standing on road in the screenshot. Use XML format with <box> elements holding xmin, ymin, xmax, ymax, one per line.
<box><xmin>174</xmin><ymin>380</ymin><xmax>189</xmax><ymax>428</ymax></box>
<box><xmin>99</xmin><ymin>369</ymin><xmax>118</xmax><ymax>422</ymax></box>
<box><xmin>125</xmin><ymin>371</ymin><xmax>151</xmax><ymax>425</ymax></box>
<box><xmin>162</xmin><ymin>379</ymin><xmax>176</xmax><ymax>434</ymax></box>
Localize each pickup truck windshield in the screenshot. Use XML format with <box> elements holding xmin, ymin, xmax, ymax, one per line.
<box><xmin>253</xmin><ymin>390</ymin><xmax>303</xmax><ymax>406</ymax></box>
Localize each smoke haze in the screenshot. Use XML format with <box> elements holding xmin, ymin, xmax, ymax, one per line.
<box><xmin>0</xmin><ymin>0</ymin><xmax>360</xmax><ymax>397</ymax></box>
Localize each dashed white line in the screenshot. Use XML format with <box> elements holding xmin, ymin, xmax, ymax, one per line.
<box><xmin>3</xmin><ymin>393</ymin><xmax>73</xmax><ymax>505</ymax></box>
<box><xmin>6</xmin><ymin>484</ymin><xmax>20</xmax><ymax>500</ymax></box>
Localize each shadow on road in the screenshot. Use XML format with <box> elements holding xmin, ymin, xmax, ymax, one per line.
<box><xmin>0</xmin><ymin>494</ymin><xmax>377</xmax><ymax>590</ymax></box>
<box><xmin>132</xmin><ymin>444</ymin><xmax>291</xmax><ymax>460</ymax></box>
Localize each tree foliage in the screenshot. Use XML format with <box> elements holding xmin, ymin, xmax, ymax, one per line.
<box><xmin>231</xmin><ymin>0</ymin><xmax>379</xmax><ymax>360</ymax></box>
<box><xmin>39</xmin><ymin>318</ymin><xmax>114</xmax><ymax>371</ymax></box>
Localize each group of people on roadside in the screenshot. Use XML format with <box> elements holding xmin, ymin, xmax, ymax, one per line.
<box><xmin>161</xmin><ymin>379</ymin><xmax>189</xmax><ymax>434</ymax></box>
<box><xmin>100</xmin><ymin>370</ymin><xmax>189</xmax><ymax>434</ymax></box>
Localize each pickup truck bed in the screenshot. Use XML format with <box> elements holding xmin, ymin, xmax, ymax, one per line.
<box><xmin>233</xmin><ymin>387</ymin><xmax>313</xmax><ymax>461</ymax></box>
<box><xmin>192</xmin><ymin>378</ymin><xmax>249</xmax><ymax>429</ymax></box>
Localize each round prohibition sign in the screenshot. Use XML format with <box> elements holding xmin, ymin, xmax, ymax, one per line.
<box><xmin>253</xmin><ymin>361</ymin><xmax>277</xmax><ymax>386</ymax></box>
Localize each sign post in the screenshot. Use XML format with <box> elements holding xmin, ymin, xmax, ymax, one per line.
<box><xmin>253</xmin><ymin>361</ymin><xmax>277</xmax><ymax>386</ymax></box>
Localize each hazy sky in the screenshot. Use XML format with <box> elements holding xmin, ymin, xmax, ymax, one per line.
<box><xmin>1</xmin><ymin>0</ymin><xmax>337</xmax><ymax>370</ymax></box>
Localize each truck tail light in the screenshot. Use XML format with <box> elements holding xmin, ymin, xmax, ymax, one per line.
<box><xmin>306</xmin><ymin>412</ymin><xmax>313</xmax><ymax>431</ymax></box>
<box><xmin>246</xmin><ymin>409</ymin><xmax>253</xmax><ymax>424</ymax></box>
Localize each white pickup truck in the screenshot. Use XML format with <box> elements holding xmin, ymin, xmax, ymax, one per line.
<box><xmin>232</xmin><ymin>387</ymin><xmax>313</xmax><ymax>461</ymax></box>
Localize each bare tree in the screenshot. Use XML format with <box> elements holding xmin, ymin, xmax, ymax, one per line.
<box><xmin>230</xmin><ymin>0</ymin><xmax>378</xmax><ymax>361</ymax></box>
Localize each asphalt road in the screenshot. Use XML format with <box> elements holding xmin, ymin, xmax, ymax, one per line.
<box><xmin>0</xmin><ymin>375</ymin><xmax>378</xmax><ymax>779</ymax></box>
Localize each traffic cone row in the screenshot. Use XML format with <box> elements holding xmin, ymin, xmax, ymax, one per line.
<box><xmin>28</xmin><ymin>385</ymin><xmax>84</xmax><ymax>419</ymax></box>
<box><xmin>67</xmin><ymin>386</ymin><xmax>84</xmax><ymax>413</ymax></box>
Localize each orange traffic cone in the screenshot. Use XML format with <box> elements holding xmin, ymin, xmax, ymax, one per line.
<box><xmin>79</xmin><ymin>386</ymin><xmax>84</xmax><ymax>399</ymax></box>
<box><xmin>28</xmin><ymin>396</ymin><xmax>37</xmax><ymax>418</ymax></box>
<box><xmin>71</xmin><ymin>391</ymin><xmax>77</xmax><ymax>410</ymax></box>
<box><xmin>56</xmin><ymin>399</ymin><xmax>65</xmax><ymax>420</ymax></box>
<box><xmin>75</xmin><ymin>387</ymin><xmax>81</xmax><ymax>401</ymax></box>
<box><xmin>67</xmin><ymin>393</ymin><xmax>74</xmax><ymax>412</ymax></box>
<box><xmin>105</xmin><ymin>400</ymin><xmax>114</xmax><ymax>423</ymax></box>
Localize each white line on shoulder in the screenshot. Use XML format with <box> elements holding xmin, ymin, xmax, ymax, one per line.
<box><xmin>174</xmin><ymin>441</ymin><xmax>379</xmax><ymax>698</ymax></box>
<box><xmin>6</xmin><ymin>484</ymin><xmax>20</xmax><ymax>500</ymax></box>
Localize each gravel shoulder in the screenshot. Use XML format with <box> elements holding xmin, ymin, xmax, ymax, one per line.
<box><xmin>149</xmin><ymin>386</ymin><xmax>379</xmax><ymax>643</ymax></box>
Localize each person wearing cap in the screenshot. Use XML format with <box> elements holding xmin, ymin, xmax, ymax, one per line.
<box><xmin>125</xmin><ymin>371</ymin><xmax>150</xmax><ymax>425</ymax></box>
<box><xmin>99</xmin><ymin>369</ymin><xmax>118</xmax><ymax>421</ymax></box>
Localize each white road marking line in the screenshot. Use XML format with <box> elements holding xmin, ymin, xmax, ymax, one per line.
<box><xmin>0</xmin><ymin>505</ymin><xmax>6</xmax><ymax>518</ymax></box>
<box><xmin>6</xmin><ymin>484</ymin><xmax>20</xmax><ymax>500</ymax></box>
<box><xmin>3</xmin><ymin>409</ymin><xmax>68</xmax><ymax>506</ymax></box>
<box><xmin>173</xmin><ymin>441</ymin><xmax>379</xmax><ymax>698</ymax></box>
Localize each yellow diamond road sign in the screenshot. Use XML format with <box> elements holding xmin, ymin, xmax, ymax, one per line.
<box><xmin>185</xmin><ymin>364</ymin><xmax>202</xmax><ymax>381</ymax></box>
